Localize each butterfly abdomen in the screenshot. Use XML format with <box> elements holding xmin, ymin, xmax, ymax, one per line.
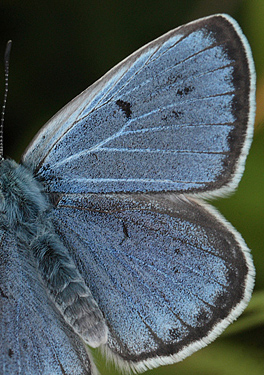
<box><xmin>0</xmin><ymin>159</ymin><xmax>108</xmax><ymax>348</ymax></box>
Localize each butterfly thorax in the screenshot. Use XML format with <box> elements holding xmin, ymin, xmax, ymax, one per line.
<box><xmin>0</xmin><ymin>159</ymin><xmax>48</xmax><ymax>231</ymax></box>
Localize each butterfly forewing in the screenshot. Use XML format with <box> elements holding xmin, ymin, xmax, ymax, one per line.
<box><xmin>22</xmin><ymin>14</ymin><xmax>255</xmax><ymax>196</ymax></box>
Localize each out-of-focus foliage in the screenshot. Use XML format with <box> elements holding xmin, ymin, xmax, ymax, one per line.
<box><xmin>0</xmin><ymin>1</ymin><xmax>263</xmax><ymax>374</ymax></box>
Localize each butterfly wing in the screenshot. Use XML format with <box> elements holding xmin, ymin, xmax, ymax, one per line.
<box><xmin>50</xmin><ymin>193</ymin><xmax>254</xmax><ymax>371</ymax></box>
<box><xmin>19</xmin><ymin>13</ymin><xmax>255</xmax><ymax>373</ymax></box>
<box><xmin>0</xmin><ymin>228</ymin><xmax>96</xmax><ymax>375</ymax></box>
<box><xmin>22</xmin><ymin>14</ymin><xmax>255</xmax><ymax>196</ymax></box>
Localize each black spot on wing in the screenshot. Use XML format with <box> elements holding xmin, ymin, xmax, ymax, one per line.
<box><xmin>119</xmin><ymin>222</ymin><xmax>130</xmax><ymax>245</ymax></box>
<box><xmin>0</xmin><ymin>286</ymin><xmax>8</xmax><ymax>299</ymax></box>
<box><xmin>172</xmin><ymin>110</ymin><xmax>182</xmax><ymax>118</ymax></box>
<box><xmin>116</xmin><ymin>99</ymin><xmax>132</xmax><ymax>118</ymax></box>
<box><xmin>122</xmin><ymin>222</ymin><xmax>129</xmax><ymax>238</ymax></box>
<box><xmin>176</xmin><ymin>86</ymin><xmax>194</xmax><ymax>96</ymax></box>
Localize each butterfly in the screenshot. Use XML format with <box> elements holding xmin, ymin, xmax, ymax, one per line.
<box><xmin>0</xmin><ymin>13</ymin><xmax>256</xmax><ymax>375</ymax></box>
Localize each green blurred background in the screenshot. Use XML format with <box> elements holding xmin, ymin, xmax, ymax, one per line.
<box><xmin>0</xmin><ymin>1</ymin><xmax>263</xmax><ymax>374</ymax></box>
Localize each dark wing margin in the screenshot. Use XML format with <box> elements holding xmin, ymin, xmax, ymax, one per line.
<box><xmin>0</xmin><ymin>229</ymin><xmax>95</xmax><ymax>375</ymax></box>
<box><xmin>22</xmin><ymin>14</ymin><xmax>255</xmax><ymax>196</ymax></box>
<box><xmin>50</xmin><ymin>192</ymin><xmax>254</xmax><ymax>372</ymax></box>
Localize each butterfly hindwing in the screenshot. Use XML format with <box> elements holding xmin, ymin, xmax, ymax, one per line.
<box><xmin>50</xmin><ymin>192</ymin><xmax>254</xmax><ymax>371</ymax></box>
<box><xmin>22</xmin><ymin>14</ymin><xmax>255</xmax><ymax>196</ymax></box>
<box><xmin>0</xmin><ymin>228</ymin><xmax>95</xmax><ymax>375</ymax></box>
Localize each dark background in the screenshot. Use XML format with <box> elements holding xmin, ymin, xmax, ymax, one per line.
<box><xmin>1</xmin><ymin>1</ymin><xmax>263</xmax><ymax>374</ymax></box>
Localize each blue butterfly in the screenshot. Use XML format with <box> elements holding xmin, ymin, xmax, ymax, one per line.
<box><xmin>0</xmin><ymin>14</ymin><xmax>255</xmax><ymax>374</ymax></box>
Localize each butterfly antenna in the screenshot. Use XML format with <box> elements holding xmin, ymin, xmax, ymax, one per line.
<box><xmin>0</xmin><ymin>40</ymin><xmax>12</xmax><ymax>160</ymax></box>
